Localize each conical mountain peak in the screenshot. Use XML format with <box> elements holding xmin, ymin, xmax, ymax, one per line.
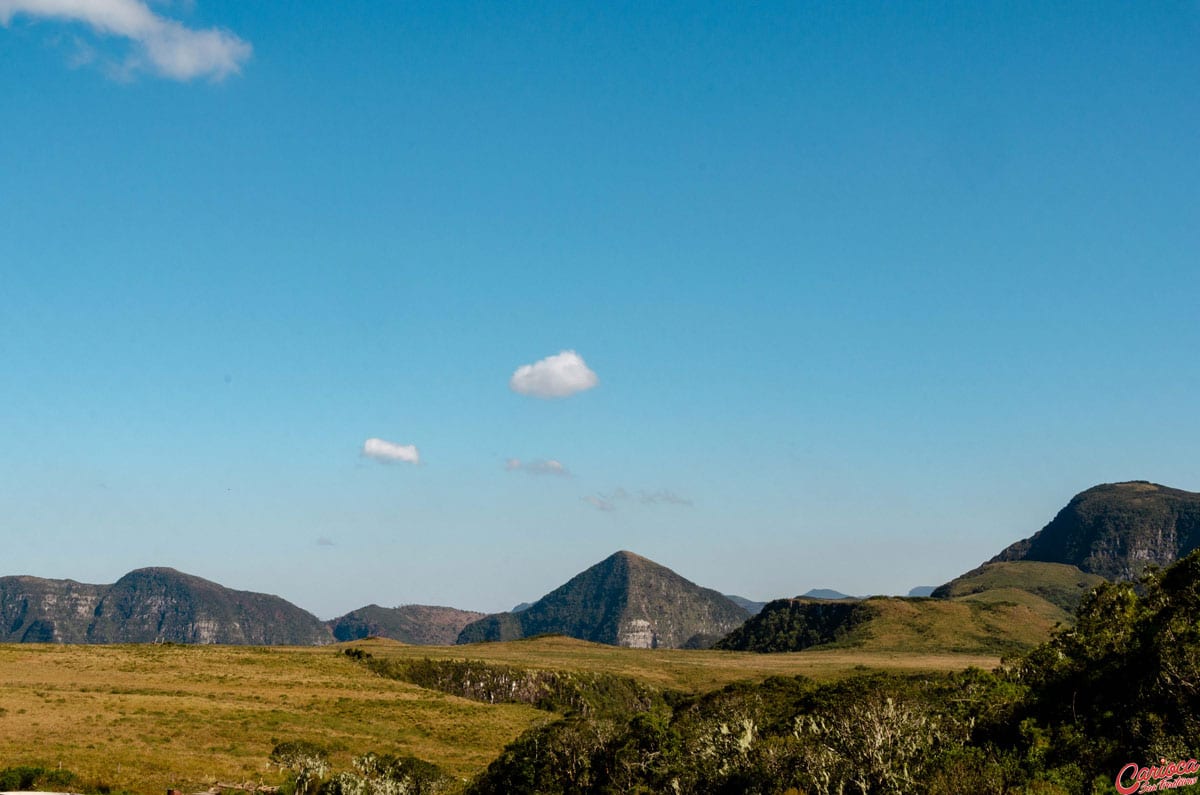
<box><xmin>457</xmin><ymin>551</ymin><xmax>749</xmax><ymax>648</ymax></box>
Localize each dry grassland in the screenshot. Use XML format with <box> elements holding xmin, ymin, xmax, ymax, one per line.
<box><xmin>0</xmin><ymin>643</ymin><xmax>543</xmax><ymax>793</ymax></box>
<box><xmin>352</xmin><ymin>635</ymin><xmax>1000</xmax><ymax>689</ymax></box>
<box><xmin>0</xmin><ymin>638</ymin><xmax>998</xmax><ymax>794</ymax></box>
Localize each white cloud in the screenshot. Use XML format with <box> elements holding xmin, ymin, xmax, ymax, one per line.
<box><xmin>509</xmin><ymin>350</ymin><xmax>599</xmax><ymax>399</ymax></box>
<box><xmin>362</xmin><ymin>437</ymin><xmax>420</xmax><ymax>465</ymax></box>
<box><xmin>0</xmin><ymin>0</ymin><xmax>251</xmax><ymax>81</ymax></box>
<box><xmin>505</xmin><ymin>458</ymin><xmax>570</xmax><ymax>476</ymax></box>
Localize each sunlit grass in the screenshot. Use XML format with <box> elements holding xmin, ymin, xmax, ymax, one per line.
<box><xmin>0</xmin><ymin>638</ymin><xmax>997</xmax><ymax>794</ymax></box>
<box><xmin>0</xmin><ymin>643</ymin><xmax>546</xmax><ymax>793</ymax></box>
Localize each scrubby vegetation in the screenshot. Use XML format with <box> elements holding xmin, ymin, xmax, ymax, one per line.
<box><xmin>0</xmin><ymin>765</ymin><xmax>79</xmax><ymax>792</ymax></box>
<box><xmin>714</xmin><ymin>599</ymin><xmax>867</xmax><ymax>652</ymax></box>
<box><xmin>459</xmin><ymin>550</ymin><xmax>1200</xmax><ymax>793</ymax></box>
<box><xmin>270</xmin><ymin>741</ymin><xmax>452</xmax><ymax>795</ymax></box>
<box><xmin>349</xmin><ymin>648</ymin><xmax>666</xmax><ymax>718</ymax></box>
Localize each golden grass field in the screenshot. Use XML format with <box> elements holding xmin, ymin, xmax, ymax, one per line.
<box><xmin>0</xmin><ymin>638</ymin><xmax>999</xmax><ymax>794</ymax></box>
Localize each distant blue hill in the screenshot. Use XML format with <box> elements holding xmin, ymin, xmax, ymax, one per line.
<box><xmin>907</xmin><ymin>586</ymin><xmax>937</xmax><ymax>597</ymax></box>
<box><xmin>800</xmin><ymin>588</ymin><xmax>857</xmax><ymax>600</ymax></box>
<box><xmin>725</xmin><ymin>595</ymin><xmax>767</xmax><ymax>615</ymax></box>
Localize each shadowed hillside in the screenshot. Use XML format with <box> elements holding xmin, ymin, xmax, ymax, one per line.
<box><xmin>714</xmin><ymin>598</ymin><xmax>865</xmax><ymax>652</ymax></box>
<box><xmin>329</xmin><ymin>604</ymin><xmax>485</xmax><ymax>645</ymax></box>
<box><xmin>0</xmin><ymin>576</ymin><xmax>104</xmax><ymax>643</ymax></box>
<box><xmin>0</xmin><ymin>568</ymin><xmax>331</xmax><ymax>645</ymax></box>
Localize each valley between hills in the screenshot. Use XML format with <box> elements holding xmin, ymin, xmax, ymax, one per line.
<box><xmin>1</xmin><ymin>479</ymin><xmax>1198</xmax><ymax>794</ymax></box>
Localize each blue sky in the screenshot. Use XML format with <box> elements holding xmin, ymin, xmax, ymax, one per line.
<box><xmin>1</xmin><ymin>1</ymin><xmax>1197</xmax><ymax>618</ymax></box>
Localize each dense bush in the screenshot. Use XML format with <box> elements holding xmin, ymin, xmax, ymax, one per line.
<box><xmin>0</xmin><ymin>765</ymin><xmax>78</xmax><ymax>792</ymax></box>
<box><xmin>268</xmin><ymin>743</ymin><xmax>451</xmax><ymax>795</ymax></box>
<box><xmin>357</xmin><ymin>654</ymin><xmax>663</xmax><ymax>718</ymax></box>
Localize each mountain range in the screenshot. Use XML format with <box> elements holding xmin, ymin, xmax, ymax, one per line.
<box><xmin>1</xmin><ymin>480</ymin><xmax>1195</xmax><ymax>651</ymax></box>
<box><xmin>0</xmin><ymin>567</ymin><xmax>330</xmax><ymax>645</ymax></box>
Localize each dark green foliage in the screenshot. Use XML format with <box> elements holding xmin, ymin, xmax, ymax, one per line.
<box><xmin>456</xmin><ymin>551</ymin><xmax>749</xmax><ymax>648</ymax></box>
<box><xmin>0</xmin><ymin>765</ymin><xmax>78</xmax><ymax>791</ymax></box>
<box><xmin>469</xmin><ymin>717</ymin><xmax>624</xmax><ymax>795</ymax></box>
<box><xmin>1010</xmin><ymin>550</ymin><xmax>1200</xmax><ymax>786</ymax></box>
<box><xmin>361</xmin><ymin>655</ymin><xmax>664</xmax><ymax>718</ymax></box>
<box><xmin>714</xmin><ymin>598</ymin><xmax>870</xmax><ymax>652</ymax></box>
<box><xmin>993</xmin><ymin>481</ymin><xmax>1200</xmax><ymax>581</ymax></box>
<box><xmin>466</xmin><ymin>670</ymin><xmax>1020</xmax><ymax>794</ymax></box>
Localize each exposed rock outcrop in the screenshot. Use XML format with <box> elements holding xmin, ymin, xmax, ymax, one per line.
<box><xmin>0</xmin><ymin>568</ymin><xmax>331</xmax><ymax>645</ymax></box>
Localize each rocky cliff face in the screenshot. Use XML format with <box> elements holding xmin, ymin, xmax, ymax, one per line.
<box><xmin>991</xmin><ymin>481</ymin><xmax>1200</xmax><ymax>581</ymax></box>
<box><xmin>0</xmin><ymin>568</ymin><xmax>331</xmax><ymax>645</ymax></box>
<box><xmin>456</xmin><ymin>550</ymin><xmax>749</xmax><ymax>649</ymax></box>
<box><xmin>0</xmin><ymin>576</ymin><xmax>105</xmax><ymax>643</ymax></box>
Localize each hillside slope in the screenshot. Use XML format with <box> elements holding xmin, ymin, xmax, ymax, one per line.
<box><xmin>716</xmin><ymin>563</ymin><xmax>1086</xmax><ymax>657</ymax></box>
<box><xmin>716</xmin><ymin>594</ymin><xmax>1066</xmax><ymax>655</ymax></box>
<box><xmin>457</xmin><ymin>550</ymin><xmax>749</xmax><ymax>649</ymax></box>
<box><xmin>932</xmin><ymin>560</ymin><xmax>1106</xmax><ymax>613</ymax></box>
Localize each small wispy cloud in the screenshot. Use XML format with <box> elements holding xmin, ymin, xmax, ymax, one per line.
<box><xmin>505</xmin><ymin>458</ymin><xmax>570</xmax><ymax>476</ymax></box>
<box><xmin>0</xmin><ymin>0</ymin><xmax>252</xmax><ymax>81</ymax></box>
<box><xmin>582</xmin><ymin>495</ymin><xmax>616</xmax><ymax>512</ymax></box>
<box><xmin>581</xmin><ymin>487</ymin><xmax>693</xmax><ymax>511</ymax></box>
<box><xmin>362</xmin><ymin>437</ymin><xmax>420</xmax><ymax>465</ymax></box>
<box><xmin>316</xmin><ymin>537</ymin><xmax>335</xmax><ymax>547</ymax></box>
<box><xmin>509</xmin><ymin>350</ymin><xmax>598</xmax><ymax>399</ymax></box>
<box><xmin>639</xmin><ymin>489</ymin><xmax>693</xmax><ymax>506</ymax></box>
